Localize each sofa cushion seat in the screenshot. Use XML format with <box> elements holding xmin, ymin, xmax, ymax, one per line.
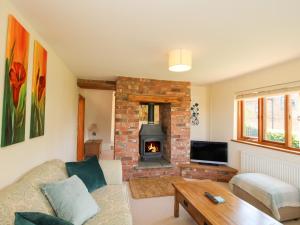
<box><xmin>0</xmin><ymin>159</ymin><xmax>132</xmax><ymax>225</ymax></box>
<box><xmin>86</xmin><ymin>184</ymin><xmax>132</xmax><ymax>225</ymax></box>
<box><xmin>0</xmin><ymin>160</ymin><xmax>68</xmax><ymax>225</ymax></box>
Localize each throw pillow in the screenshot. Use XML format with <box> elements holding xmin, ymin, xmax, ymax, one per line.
<box><xmin>41</xmin><ymin>175</ymin><xmax>99</xmax><ymax>225</ymax></box>
<box><xmin>15</xmin><ymin>212</ymin><xmax>73</xmax><ymax>225</ymax></box>
<box><xmin>65</xmin><ymin>156</ymin><xmax>107</xmax><ymax>192</ymax></box>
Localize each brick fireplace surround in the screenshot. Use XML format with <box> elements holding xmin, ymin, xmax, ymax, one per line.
<box><xmin>114</xmin><ymin>77</ymin><xmax>191</xmax><ymax>180</ymax></box>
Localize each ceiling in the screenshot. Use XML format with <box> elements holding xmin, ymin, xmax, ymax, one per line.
<box><xmin>11</xmin><ymin>0</ymin><xmax>300</xmax><ymax>84</ymax></box>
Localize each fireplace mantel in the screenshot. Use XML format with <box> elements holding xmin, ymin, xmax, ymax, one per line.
<box><xmin>128</xmin><ymin>94</ymin><xmax>183</xmax><ymax>103</ymax></box>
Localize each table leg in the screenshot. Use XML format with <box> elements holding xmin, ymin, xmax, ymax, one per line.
<box><xmin>174</xmin><ymin>191</ymin><xmax>179</xmax><ymax>218</ymax></box>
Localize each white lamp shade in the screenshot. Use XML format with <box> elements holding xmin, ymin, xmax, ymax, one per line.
<box><xmin>169</xmin><ymin>49</ymin><xmax>192</xmax><ymax>72</ymax></box>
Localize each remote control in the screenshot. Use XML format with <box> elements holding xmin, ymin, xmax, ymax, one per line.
<box><xmin>204</xmin><ymin>192</ymin><xmax>219</xmax><ymax>204</ymax></box>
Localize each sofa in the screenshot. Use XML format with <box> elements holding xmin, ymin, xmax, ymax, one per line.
<box><xmin>230</xmin><ymin>173</ymin><xmax>300</xmax><ymax>222</ymax></box>
<box><xmin>0</xmin><ymin>159</ymin><xmax>132</xmax><ymax>225</ymax></box>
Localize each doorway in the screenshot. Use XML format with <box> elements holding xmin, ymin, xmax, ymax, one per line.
<box><xmin>78</xmin><ymin>89</ymin><xmax>115</xmax><ymax>160</ymax></box>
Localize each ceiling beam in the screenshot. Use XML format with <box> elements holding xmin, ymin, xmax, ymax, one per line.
<box><xmin>77</xmin><ymin>79</ymin><xmax>116</xmax><ymax>90</ymax></box>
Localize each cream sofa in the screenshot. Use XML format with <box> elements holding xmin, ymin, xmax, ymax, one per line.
<box><xmin>0</xmin><ymin>159</ymin><xmax>132</xmax><ymax>225</ymax></box>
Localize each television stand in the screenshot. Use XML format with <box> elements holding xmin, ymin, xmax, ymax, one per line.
<box><xmin>197</xmin><ymin>162</ymin><xmax>222</xmax><ymax>166</ymax></box>
<box><xmin>178</xmin><ymin>163</ymin><xmax>238</xmax><ymax>182</ymax></box>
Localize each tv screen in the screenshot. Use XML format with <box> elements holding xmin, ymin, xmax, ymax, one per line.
<box><xmin>190</xmin><ymin>141</ymin><xmax>228</xmax><ymax>165</ymax></box>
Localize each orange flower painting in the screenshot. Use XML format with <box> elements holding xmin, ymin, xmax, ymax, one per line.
<box><xmin>1</xmin><ymin>15</ymin><xmax>29</xmax><ymax>147</ymax></box>
<box><xmin>30</xmin><ymin>41</ymin><xmax>47</xmax><ymax>138</ymax></box>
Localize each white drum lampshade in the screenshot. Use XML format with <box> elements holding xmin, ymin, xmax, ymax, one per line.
<box><xmin>168</xmin><ymin>49</ymin><xmax>192</xmax><ymax>72</ymax></box>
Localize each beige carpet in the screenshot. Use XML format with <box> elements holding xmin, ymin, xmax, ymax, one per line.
<box><xmin>102</xmin><ymin>153</ymin><xmax>300</xmax><ymax>224</ymax></box>
<box><xmin>129</xmin><ymin>176</ymin><xmax>184</xmax><ymax>199</ymax></box>
<box><xmin>128</xmin><ymin>182</ymin><xmax>300</xmax><ymax>225</ymax></box>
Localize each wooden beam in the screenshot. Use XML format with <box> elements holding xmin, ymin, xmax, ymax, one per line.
<box><xmin>77</xmin><ymin>79</ymin><xmax>116</xmax><ymax>90</ymax></box>
<box><xmin>128</xmin><ymin>94</ymin><xmax>182</xmax><ymax>103</ymax></box>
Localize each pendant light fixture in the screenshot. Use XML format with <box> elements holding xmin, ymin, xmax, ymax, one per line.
<box><xmin>168</xmin><ymin>49</ymin><xmax>192</xmax><ymax>72</ymax></box>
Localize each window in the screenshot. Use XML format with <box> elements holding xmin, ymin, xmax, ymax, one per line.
<box><xmin>264</xmin><ymin>95</ymin><xmax>285</xmax><ymax>143</ymax></box>
<box><xmin>237</xmin><ymin>92</ymin><xmax>300</xmax><ymax>151</ymax></box>
<box><xmin>243</xmin><ymin>98</ymin><xmax>258</xmax><ymax>139</ymax></box>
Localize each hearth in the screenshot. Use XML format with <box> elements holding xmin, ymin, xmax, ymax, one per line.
<box><xmin>139</xmin><ymin>103</ymin><xmax>165</xmax><ymax>161</ymax></box>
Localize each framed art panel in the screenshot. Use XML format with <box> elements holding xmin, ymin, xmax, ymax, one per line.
<box><xmin>1</xmin><ymin>15</ymin><xmax>30</xmax><ymax>147</ymax></box>
<box><xmin>30</xmin><ymin>41</ymin><xmax>47</xmax><ymax>138</ymax></box>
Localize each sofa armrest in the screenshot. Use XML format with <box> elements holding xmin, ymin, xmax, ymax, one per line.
<box><xmin>99</xmin><ymin>160</ymin><xmax>123</xmax><ymax>185</ymax></box>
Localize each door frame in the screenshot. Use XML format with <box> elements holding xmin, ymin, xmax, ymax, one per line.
<box><xmin>77</xmin><ymin>95</ymin><xmax>85</xmax><ymax>161</ymax></box>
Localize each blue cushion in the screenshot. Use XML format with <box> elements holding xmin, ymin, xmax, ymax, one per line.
<box><xmin>65</xmin><ymin>156</ymin><xmax>107</xmax><ymax>192</ymax></box>
<box><xmin>15</xmin><ymin>212</ymin><xmax>73</xmax><ymax>225</ymax></box>
<box><xmin>41</xmin><ymin>175</ymin><xmax>99</xmax><ymax>225</ymax></box>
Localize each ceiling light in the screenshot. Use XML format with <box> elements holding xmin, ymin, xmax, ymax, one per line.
<box><xmin>169</xmin><ymin>49</ymin><xmax>192</xmax><ymax>72</ymax></box>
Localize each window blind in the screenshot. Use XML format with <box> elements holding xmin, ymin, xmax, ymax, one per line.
<box><xmin>235</xmin><ymin>80</ymin><xmax>300</xmax><ymax>100</ymax></box>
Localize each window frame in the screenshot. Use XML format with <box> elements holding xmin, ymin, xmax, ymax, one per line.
<box><xmin>237</xmin><ymin>99</ymin><xmax>259</xmax><ymax>142</ymax></box>
<box><xmin>237</xmin><ymin>94</ymin><xmax>299</xmax><ymax>152</ymax></box>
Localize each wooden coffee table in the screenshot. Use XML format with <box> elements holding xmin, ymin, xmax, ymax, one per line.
<box><xmin>173</xmin><ymin>180</ymin><xmax>282</xmax><ymax>225</ymax></box>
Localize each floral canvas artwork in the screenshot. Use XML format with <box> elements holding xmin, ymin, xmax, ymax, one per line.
<box><xmin>30</xmin><ymin>41</ymin><xmax>47</xmax><ymax>138</ymax></box>
<box><xmin>1</xmin><ymin>15</ymin><xmax>30</xmax><ymax>147</ymax></box>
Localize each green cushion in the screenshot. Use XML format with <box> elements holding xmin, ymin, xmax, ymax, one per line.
<box><xmin>41</xmin><ymin>175</ymin><xmax>99</xmax><ymax>225</ymax></box>
<box><xmin>15</xmin><ymin>212</ymin><xmax>73</xmax><ymax>225</ymax></box>
<box><xmin>65</xmin><ymin>156</ymin><xmax>107</xmax><ymax>192</ymax></box>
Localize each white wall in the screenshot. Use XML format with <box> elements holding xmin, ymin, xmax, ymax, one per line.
<box><xmin>210</xmin><ymin>58</ymin><xmax>300</xmax><ymax>169</ymax></box>
<box><xmin>79</xmin><ymin>89</ymin><xmax>114</xmax><ymax>151</ymax></box>
<box><xmin>0</xmin><ymin>0</ymin><xmax>78</xmax><ymax>188</ymax></box>
<box><xmin>190</xmin><ymin>85</ymin><xmax>210</xmax><ymax>141</ymax></box>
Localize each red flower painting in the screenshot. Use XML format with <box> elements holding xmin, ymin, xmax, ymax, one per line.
<box><xmin>1</xmin><ymin>15</ymin><xmax>29</xmax><ymax>147</ymax></box>
<box><xmin>37</xmin><ymin>75</ymin><xmax>46</xmax><ymax>101</ymax></box>
<box><xmin>30</xmin><ymin>41</ymin><xmax>47</xmax><ymax>138</ymax></box>
<box><xmin>9</xmin><ymin>62</ymin><xmax>26</xmax><ymax>107</ymax></box>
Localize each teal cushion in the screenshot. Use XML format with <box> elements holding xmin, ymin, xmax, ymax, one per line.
<box><xmin>65</xmin><ymin>156</ymin><xmax>107</xmax><ymax>192</ymax></box>
<box><xmin>15</xmin><ymin>212</ymin><xmax>73</xmax><ymax>225</ymax></box>
<box><xmin>41</xmin><ymin>175</ymin><xmax>99</xmax><ymax>225</ymax></box>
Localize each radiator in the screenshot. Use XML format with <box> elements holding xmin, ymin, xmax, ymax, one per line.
<box><xmin>241</xmin><ymin>151</ymin><xmax>300</xmax><ymax>188</ymax></box>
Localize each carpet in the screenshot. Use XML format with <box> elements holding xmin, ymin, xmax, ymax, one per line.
<box><xmin>129</xmin><ymin>176</ymin><xmax>185</xmax><ymax>199</ymax></box>
<box><xmin>129</xmin><ymin>182</ymin><xmax>300</xmax><ymax>225</ymax></box>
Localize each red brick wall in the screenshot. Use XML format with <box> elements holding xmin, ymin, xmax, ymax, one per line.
<box><xmin>180</xmin><ymin>167</ymin><xmax>238</xmax><ymax>182</ymax></box>
<box><xmin>159</xmin><ymin>104</ymin><xmax>171</xmax><ymax>161</ymax></box>
<box><xmin>114</xmin><ymin>77</ymin><xmax>191</xmax><ymax>180</ymax></box>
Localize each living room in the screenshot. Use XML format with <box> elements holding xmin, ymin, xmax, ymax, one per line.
<box><xmin>0</xmin><ymin>0</ymin><xmax>300</xmax><ymax>225</ymax></box>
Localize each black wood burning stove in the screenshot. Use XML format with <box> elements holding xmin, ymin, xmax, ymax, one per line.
<box><xmin>139</xmin><ymin>103</ymin><xmax>165</xmax><ymax>161</ymax></box>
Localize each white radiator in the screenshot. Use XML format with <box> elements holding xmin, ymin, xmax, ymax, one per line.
<box><xmin>241</xmin><ymin>151</ymin><xmax>300</xmax><ymax>188</ymax></box>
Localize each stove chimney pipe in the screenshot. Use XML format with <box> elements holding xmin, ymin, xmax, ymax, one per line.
<box><xmin>148</xmin><ymin>103</ymin><xmax>155</xmax><ymax>124</ymax></box>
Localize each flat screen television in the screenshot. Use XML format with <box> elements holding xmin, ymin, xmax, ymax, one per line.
<box><xmin>190</xmin><ymin>141</ymin><xmax>228</xmax><ymax>165</ymax></box>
